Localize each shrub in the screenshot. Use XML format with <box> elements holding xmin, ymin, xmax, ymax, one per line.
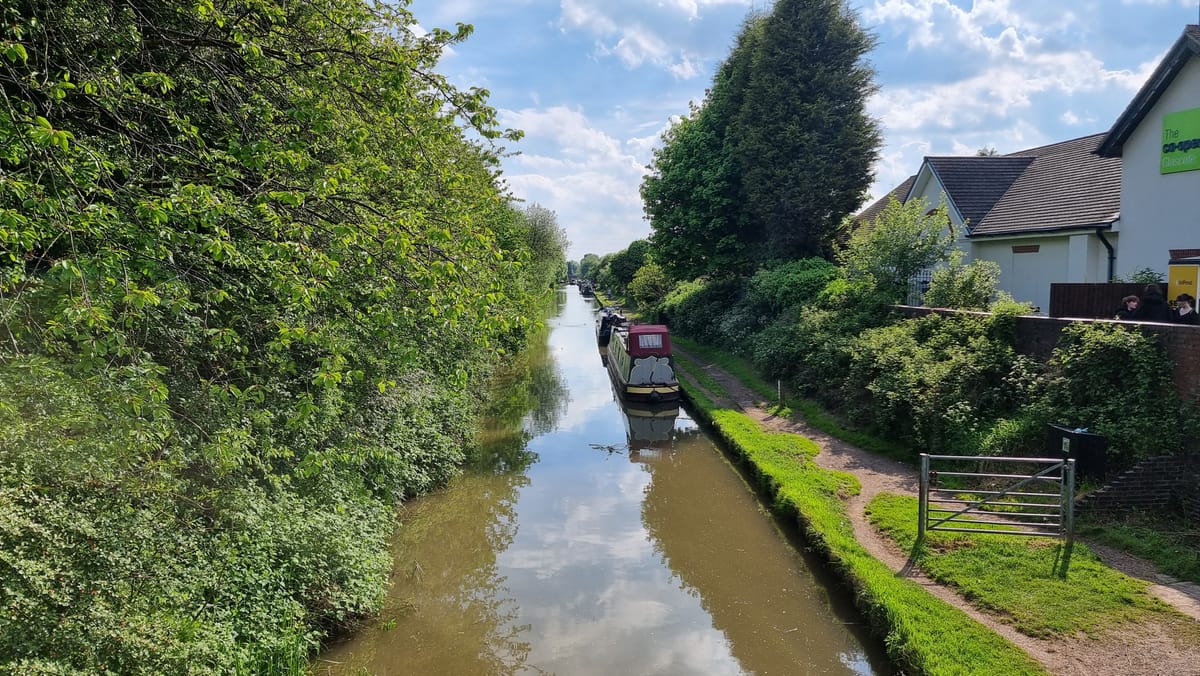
<box><xmin>844</xmin><ymin>313</ymin><xmax>1027</xmax><ymax>455</ymax></box>
<box><xmin>658</xmin><ymin>277</ymin><xmax>747</xmax><ymax>347</ymax></box>
<box><xmin>745</xmin><ymin>258</ymin><xmax>840</xmax><ymax>315</ymax></box>
<box><xmin>1039</xmin><ymin>322</ymin><xmax>1194</xmax><ymax>468</ymax></box>
<box><xmin>923</xmin><ymin>253</ymin><xmax>1002</xmax><ymax>310</ymax></box>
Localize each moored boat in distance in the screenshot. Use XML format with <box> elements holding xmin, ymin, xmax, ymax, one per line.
<box><xmin>606</xmin><ymin>323</ymin><xmax>680</xmax><ymax>402</ymax></box>
<box><xmin>595</xmin><ymin>305</ymin><xmax>626</xmax><ymax>348</ymax></box>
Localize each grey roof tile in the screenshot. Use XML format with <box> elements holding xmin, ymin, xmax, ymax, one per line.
<box><xmin>925</xmin><ymin>156</ymin><xmax>1032</xmax><ymax>227</ymax></box>
<box><xmin>972</xmin><ymin>133</ymin><xmax>1121</xmax><ymax>236</ymax></box>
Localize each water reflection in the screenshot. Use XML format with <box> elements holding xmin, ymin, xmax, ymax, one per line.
<box><xmin>317</xmin><ymin>288</ymin><xmax>889</xmax><ymax>675</ymax></box>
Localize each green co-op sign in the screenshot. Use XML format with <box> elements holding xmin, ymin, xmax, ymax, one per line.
<box><xmin>1162</xmin><ymin>107</ymin><xmax>1200</xmax><ymax>174</ymax></box>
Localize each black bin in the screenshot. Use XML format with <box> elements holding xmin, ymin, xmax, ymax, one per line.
<box><xmin>1046</xmin><ymin>424</ymin><xmax>1108</xmax><ymax>481</ymax></box>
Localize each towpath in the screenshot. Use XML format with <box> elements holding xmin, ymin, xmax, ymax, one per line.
<box><xmin>675</xmin><ymin>347</ymin><xmax>1200</xmax><ymax>676</ymax></box>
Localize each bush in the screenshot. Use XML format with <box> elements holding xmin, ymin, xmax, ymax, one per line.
<box><xmin>1039</xmin><ymin>322</ymin><xmax>1194</xmax><ymax>468</ymax></box>
<box><xmin>923</xmin><ymin>254</ymin><xmax>1002</xmax><ymax>310</ymax></box>
<box><xmin>745</xmin><ymin>258</ymin><xmax>840</xmax><ymax>315</ymax></box>
<box><xmin>658</xmin><ymin>277</ymin><xmax>747</xmax><ymax>347</ymax></box>
<box><xmin>844</xmin><ymin>313</ymin><xmax>1027</xmax><ymax>455</ymax></box>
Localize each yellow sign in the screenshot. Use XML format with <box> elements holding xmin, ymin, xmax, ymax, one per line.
<box><xmin>1168</xmin><ymin>262</ymin><xmax>1199</xmax><ymax>302</ymax></box>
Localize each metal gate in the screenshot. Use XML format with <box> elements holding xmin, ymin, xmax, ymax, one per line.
<box><xmin>918</xmin><ymin>454</ymin><xmax>1075</xmax><ymax>540</ymax></box>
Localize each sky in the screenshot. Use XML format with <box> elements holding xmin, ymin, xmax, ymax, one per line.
<box><xmin>405</xmin><ymin>0</ymin><xmax>1200</xmax><ymax>261</ymax></box>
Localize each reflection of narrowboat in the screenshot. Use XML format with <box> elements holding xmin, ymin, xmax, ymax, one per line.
<box><xmin>622</xmin><ymin>401</ymin><xmax>679</xmax><ymax>450</ymax></box>
<box><xmin>606</xmin><ymin>323</ymin><xmax>680</xmax><ymax>402</ymax></box>
<box><xmin>595</xmin><ymin>306</ymin><xmax>626</xmax><ymax>347</ymax></box>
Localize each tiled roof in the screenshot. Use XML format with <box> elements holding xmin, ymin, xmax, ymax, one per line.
<box><xmin>925</xmin><ymin>156</ymin><xmax>1032</xmax><ymax>227</ymax></box>
<box><xmin>855</xmin><ymin>174</ymin><xmax>916</xmax><ymax>227</ymax></box>
<box><xmin>1098</xmin><ymin>25</ymin><xmax>1200</xmax><ymax>157</ymax></box>
<box><xmin>857</xmin><ymin>133</ymin><xmax>1121</xmax><ymax>238</ymax></box>
<box><xmin>971</xmin><ymin>133</ymin><xmax>1121</xmax><ymax>236</ymax></box>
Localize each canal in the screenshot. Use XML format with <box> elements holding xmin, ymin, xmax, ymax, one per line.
<box><xmin>317</xmin><ymin>288</ymin><xmax>891</xmax><ymax>675</ymax></box>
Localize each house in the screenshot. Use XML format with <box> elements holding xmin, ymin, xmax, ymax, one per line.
<box><xmin>861</xmin><ymin>25</ymin><xmax>1200</xmax><ymax>314</ymax></box>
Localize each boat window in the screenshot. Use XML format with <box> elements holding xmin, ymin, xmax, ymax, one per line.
<box><xmin>638</xmin><ymin>334</ymin><xmax>663</xmax><ymax>349</ymax></box>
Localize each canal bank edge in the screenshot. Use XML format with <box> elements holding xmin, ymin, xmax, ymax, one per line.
<box><xmin>672</xmin><ymin>354</ymin><xmax>1047</xmax><ymax>676</ymax></box>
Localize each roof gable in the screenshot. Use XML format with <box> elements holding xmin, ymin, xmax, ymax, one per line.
<box><xmin>855</xmin><ymin>174</ymin><xmax>915</xmax><ymax>226</ymax></box>
<box><xmin>1097</xmin><ymin>25</ymin><xmax>1200</xmax><ymax>158</ymax></box>
<box><xmin>925</xmin><ymin>156</ymin><xmax>1032</xmax><ymax>228</ymax></box>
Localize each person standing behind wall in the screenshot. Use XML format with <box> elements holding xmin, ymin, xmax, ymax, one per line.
<box><xmin>1115</xmin><ymin>294</ymin><xmax>1140</xmax><ymax>320</ymax></box>
<box><xmin>1174</xmin><ymin>293</ymin><xmax>1199</xmax><ymax>325</ymax></box>
<box><xmin>1133</xmin><ymin>283</ymin><xmax>1173</xmax><ymax>322</ymax></box>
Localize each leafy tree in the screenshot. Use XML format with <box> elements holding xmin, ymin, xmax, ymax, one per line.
<box><xmin>628</xmin><ymin>262</ymin><xmax>674</xmax><ymax>309</ymax></box>
<box><xmin>642</xmin><ymin>16</ymin><xmax>762</xmax><ymax>281</ymax></box>
<box><xmin>517</xmin><ymin>203</ymin><xmax>570</xmax><ymax>289</ymax></box>
<box><xmin>605</xmin><ymin>239</ymin><xmax>652</xmax><ymax>292</ymax></box>
<box><xmin>0</xmin><ymin>0</ymin><xmax>561</xmax><ymax>669</ymax></box>
<box><xmin>838</xmin><ymin>198</ymin><xmax>954</xmax><ymax>302</ymax></box>
<box><xmin>923</xmin><ymin>251</ymin><xmax>1003</xmax><ymax>309</ymax></box>
<box><xmin>567</xmin><ymin>260</ymin><xmax>580</xmax><ymax>278</ymax></box>
<box><xmin>730</xmin><ymin>0</ymin><xmax>880</xmax><ymax>261</ymax></box>
<box><xmin>579</xmin><ymin>253</ymin><xmax>602</xmax><ymax>280</ymax></box>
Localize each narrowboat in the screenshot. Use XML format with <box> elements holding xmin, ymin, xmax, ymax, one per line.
<box><xmin>595</xmin><ymin>305</ymin><xmax>626</xmax><ymax>347</ymax></box>
<box><xmin>606</xmin><ymin>323</ymin><xmax>680</xmax><ymax>402</ymax></box>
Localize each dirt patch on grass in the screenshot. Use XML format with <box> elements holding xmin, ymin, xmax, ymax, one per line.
<box><xmin>676</xmin><ymin>349</ymin><xmax>1200</xmax><ymax>675</ymax></box>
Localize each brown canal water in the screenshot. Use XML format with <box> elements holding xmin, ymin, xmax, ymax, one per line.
<box><xmin>316</xmin><ymin>288</ymin><xmax>891</xmax><ymax>675</ymax></box>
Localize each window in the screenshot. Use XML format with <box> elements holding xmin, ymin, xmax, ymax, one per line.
<box><xmin>1012</xmin><ymin>245</ymin><xmax>1040</xmax><ymax>254</ymax></box>
<box><xmin>638</xmin><ymin>334</ymin><xmax>662</xmax><ymax>349</ymax></box>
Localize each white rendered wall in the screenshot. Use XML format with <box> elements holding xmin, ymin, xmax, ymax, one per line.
<box><xmin>1116</xmin><ymin>56</ymin><xmax>1200</xmax><ymax>278</ymax></box>
<box><xmin>973</xmin><ymin>236</ymin><xmax>1072</xmax><ymax>313</ymax></box>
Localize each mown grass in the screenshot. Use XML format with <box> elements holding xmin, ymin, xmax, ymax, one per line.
<box><xmin>1077</xmin><ymin>511</ymin><xmax>1200</xmax><ymax>585</ymax></box>
<box><xmin>673</xmin><ymin>351</ymin><xmax>1047</xmax><ymax>676</ymax></box>
<box><xmin>868</xmin><ymin>493</ymin><xmax>1177</xmax><ymax>638</ymax></box>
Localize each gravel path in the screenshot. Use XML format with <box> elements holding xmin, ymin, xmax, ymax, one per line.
<box><xmin>676</xmin><ymin>349</ymin><xmax>1200</xmax><ymax>676</ymax></box>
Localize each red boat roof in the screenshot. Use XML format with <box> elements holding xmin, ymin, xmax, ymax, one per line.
<box><xmin>626</xmin><ymin>324</ymin><xmax>672</xmax><ymax>358</ymax></box>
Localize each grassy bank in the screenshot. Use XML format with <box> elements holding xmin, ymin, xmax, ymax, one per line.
<box><xmin>867</xmin><ymin>494</ymin><xmax>1187</xmax><ymax>638</ymax></box>
<box><xmin>673</xmin><ymin>336</ymin><xmax>911</xmax><ymax>462</ymax></box>
<box><xmin>674</xmin><ymin>351</ymin><xmax>1046</xmax><ymax>675</ymax></box>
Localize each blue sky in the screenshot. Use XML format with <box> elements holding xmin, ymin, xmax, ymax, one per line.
<box><xmin>406</xmin><ymin>0</ymin><xmax>1199</xmax><ymax>261</ymax></box>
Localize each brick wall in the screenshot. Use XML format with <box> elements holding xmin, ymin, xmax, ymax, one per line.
<box><xmin>893</xmin><ymin>306</ymin><xmax>1200</xmax><ymax>402</ymax></box>
<box><xmin>1076</xmin><ymin>455</ymin><xmax>1200</xmax><ymax>520</ymax></box>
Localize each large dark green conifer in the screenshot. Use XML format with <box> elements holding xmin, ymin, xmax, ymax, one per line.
<box><xmin>642</xmin><ymin>16</ymin><xmax>765</xmax><ymax>280</ymax></box>
<box><xmin>731</xmin><ymin>0</ymin><xmax>880</xmax><ymax>261</ymax></box>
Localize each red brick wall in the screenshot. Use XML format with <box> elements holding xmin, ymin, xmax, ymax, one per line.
<box><xmin>1076</xmin><ymin>456</ymin><xmax>1200</xmax><ymax>521</ymax></box>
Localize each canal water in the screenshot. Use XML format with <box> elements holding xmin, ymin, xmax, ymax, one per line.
<box><xmin>317</xmin><ymin>289</ymin><xmax>891</xmax><ymax>675</ymax></box>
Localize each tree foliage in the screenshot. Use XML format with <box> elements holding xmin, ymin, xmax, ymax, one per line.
<box><xmin>642</xmin><ymin>2</ymin><xmax>879</xmax><ymax>277</ymax></box>
<box><xmin>0</xmin><ymin>0</ymin><xmax>563</xmax><ymax>669</ymax></box>
<box><xmin>731</xmin><ymin>0</ymin><xmax>880</xmax><ymax>262</ymax></box>
<box><xmin>838</xmin><ymin>198</ymin><xmax>954</xmax><ymax>302</ymax></box>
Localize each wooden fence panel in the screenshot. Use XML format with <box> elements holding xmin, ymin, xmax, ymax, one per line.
<box><xmin>1048</xmin><ymin>283</ymin><xmax>1155</xmax><ymax>318</ymax></box>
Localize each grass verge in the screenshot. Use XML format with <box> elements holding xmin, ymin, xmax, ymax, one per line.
<box><xmin>673</xmin><ymin>351</ymin><xmax>1047</xmax><ymax>676</ymax></box>
<box><xmin>868</xmin><ymin>493</ymin><xmax>1181</xmax><ymax>638</ymax></box>
<box><xmin>1077</xmin><ymin>510</ymin><xmax>1200</xmax><ymax>585</ymax></box>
